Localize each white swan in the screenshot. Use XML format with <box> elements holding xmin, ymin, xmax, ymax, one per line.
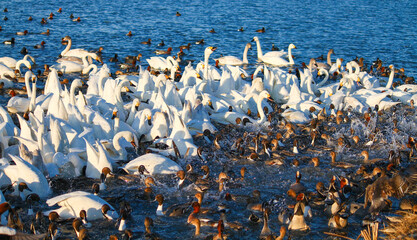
<box><xmin>6</xmin><ymin>71</ymin><xmax>36</xmax><ymax>113</ymax></box>
<box><xmin>51</xmin><ymin>53</ymin><xmax>100</xmax><ymax>74</ymax></box>
<box><xmin>85</xmin><ymin>139</ymin><xmax>113</xmax><ymax>179</ymax></box>
<box><xmin>146</xmin><ymin>56</ymin><xmax>178</xmax><ymax>71</ymax></box>
<box><xmin>60</xmin><ymin>36</ymin><xmax>100</xmax><ymax>63</ymax></box>
<box><xmin>4</xmin><ymin>155</ymin><xmax>51</xmax><ymax>198</ymax></box>
<box><xmin>215</xmin><ymin>43</ymin><xmax>251</xmax><ymax>66</ymax></box>
<box><xmin>252</xmin><ymin>36</ymin><xmax>287</xmax><ymax>59</ymax></box>
<box><xmin>211</xmin><ymin>90</ymin><xmax>272</xmax><ymax>125</ymax></box>
<box><xmin>44</xmin><ymin>191</ymin><xmax>118</xmax><ymax>220</ymax></box>
<box><xmin>110</xmin><ymin>131</ymin><xmax>138</xmax><ymax>161</ymax></box>
<box><xmin>252</xmin><ymin>37</ymin><xmax>296</xmax><ymax>66</ymax></box>
<box><xmin>0</xmin><ymin>54</ymin><xmax>35</xmax><ymax>69</ymax></box>
<box><xmin>123</xmin><ymin>153</ymin><xmax>182</xmax><ymax>175</ymax></box>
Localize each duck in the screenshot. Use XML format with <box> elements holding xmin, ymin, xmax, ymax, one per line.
<box><xmin>39</xmin><ymin>28</ymin><xmax>50</xmax><ymax>35</ymax></box>
<box><xmin>256</xmin><ymin>27</ymin><xmax>266</xmax><ymax>33</ymax></box>
<box><xmin>259</xmin><ymin>207</ymin><xmax>273</xmax><ymax>239</ymax></box>
<box><xmin>73</xmin><ymin>17</ymin><xmax>81</xmax><ymax>22</ymax></box>
<box><xmin>16</xmin><ymin>30</ymin><xmax>28</xmax><ymax>35</ymax></box>
<box><xmin>126</xmin><ymin>31</ymin><xmax>132</xmax><ymax>37</ymax></box>
<box><xmin>3</xmin><ymin>38</ymin><xmax>15</xmax><ymax>45</ymax></box>
<box><xmin>141</xmin><ymin>38</ymin><xmax>151</xmax><ymax>45</ymax></box>
<box><xmin>34</xmin><ymin>41</ymin><xmax>45</xmax><ymax>49</ymax></box>
<box><xmin>154</xmin><ymin>194</ymin><xmax>191</xmax><ymax>217</ymax></box>
<box><xmin>123</xmin><ymin>153</ymin><xmax>182</xmax><ymax>175</ymax></box>
<box><xmin>44</xmin><ymin>191</ymin><xmax>118</xmax><ymax>220</ymax></box>
<box><xmin>288</xmin><ymin>195</ymin><xmax>310</xmax><ymax>231</ymax></box>
<box><xmin>215</xmin><ymin>43</ymin><xmax>251</xmax><ymax>66</ymax></box>
<box><xmin>154</xmin><ymin>47</ymin><xmax>172</xmax><ymax>55</ymax></box>
<box><xmin>289</xmin><ymin>171</ymin><xmax>306</xmax><ymax>194</ymax></box>
<box><xmin>328</xmin><ymin>212</ymin><xmax>349</xmax><ymax>229</ymax></box>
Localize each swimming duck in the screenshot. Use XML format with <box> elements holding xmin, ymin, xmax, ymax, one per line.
<box><xmin>3</xmin><ymin>38</ymin><xmax>15</xmax><ymax>45</ymax></box>
<box><xmin>154</xmin><ymin>47</ymin><xmax>172</xmax><ymax>55</ymax></box>
<box><xmin>126</xmin><ymin>31</ymin><xmax>132</xmax><ymax>37</ymax></box>
<box><xmin>16</xmin><ymin>30</ymin><xmax>28</xmax><ymax>36</ymax></box>
<box><xmin>290</xmin><ymin>171</ymin><xmax>306</xmax><ymax>194</ymax></box>
<box><xmin>256</xmin><ymin>27</ymin><xmax>266</xmax><ymax>33</ymax></box>
<box><xmin>288</xmin><ymin>195</ymin><xmax>310</xmax><ymax>231</ymax></box>
<box><xmin>154</xmin><ymin>194</ymin><xmax>191</xmax><ymax>217</ymax></box>
<box><xmin>141</xmin><ymin>39</ymin><xmax>151</xmax><ymax>45</ymax></box>
<box><xmin>34</xmin><ymin>41</ymin><xmax>45</xmax><ymax>49</ymax></box>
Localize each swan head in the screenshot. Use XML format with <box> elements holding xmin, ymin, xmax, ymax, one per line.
<box><xmin>205</xmin><ymin>46</ymin><xmax>217</xmax><ymax>56</ymax></box>
<box><xmin>62</xmin><ymin>35</ymin><xmax>71</xmax><ymax>41</ymax></box>
<box><xmin>246</xmin><ymin>43</ymin><xmax>252</xmax><ymax>49</ymax></box>
<box><xmin>289</xmin><ymin>43</ymin><xmax>297</xmax><ymax>49</ymax></box>
<box><xmin>252</xmin><ymin>36</ymin><xmax>259</xmax><ymax>42</ymax></box>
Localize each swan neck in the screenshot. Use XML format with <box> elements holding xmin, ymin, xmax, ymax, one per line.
<box><xmin>112</xmin><ymin>132</ymin><xmax>126</xmax><ymax>158</ymax></box>
<box><xmin>29</xmin><ymin>81</ymin><xmax>37</xmax><ymax>111</ymax></box>
<box><xmin>255</xmin><ymin>39</ymin><xmax>263</xmax><ymax>60</ymax></box>
<box><xmin>327</xmin><ymin>50</ymin><xmax>333</xmax><ymax>66</ymax></box>
<box><xmin>203</xmin><ymin>53</ymin><xmax>210</xmax><ymax>80</ymax></box>
<box><xmin>25</xmin><ymin>73</ymin><xmax>32</xmax><ymax>97</ymax></box>
<box><xmin>242</xmin><ymin>45</ymin><xmax>250</xmax><ymax>64</ymax></box>
<box><xmin>61</xmin><ymin>38</ymin><xmax>72</xmax><ymax>56</ymax></box>
<box><xmin>386</xmin><ymin>67</ymin><xmax>394</xmax><ymax>89</ymax></box>
<box><xmin>288</xmin><ymin>46</ymin><xmax>294</xmax><ymax>65</ymax></box>
<box><xmin>317</xmin><ymin>70</ymin><xmax>329</xmax><ymax>87</ymax></box>
<box><xmin>257</xmin><ymin>94</ymin><xmax>267</xmax><ymax>123</ymax></box>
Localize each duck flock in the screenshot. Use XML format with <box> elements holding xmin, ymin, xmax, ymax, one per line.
<box><xmin>1</xmin><ymin>7</ymin><xmax>417</xmax><ymax>240</ymax></box>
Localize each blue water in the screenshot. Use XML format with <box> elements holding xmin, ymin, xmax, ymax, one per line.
<box><xmin>0</xmin><ymin>0</ymin><xmax>416</xmax><ymax>77</ymax></box>
<box><xmin>1</xmin><ymin>1</ymin><xmax>416</xmax><ymax>239</ymax></box>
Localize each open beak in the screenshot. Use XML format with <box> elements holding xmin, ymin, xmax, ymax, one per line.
<box><xmin>130</xmin><ymin>140</ymin><xmax>137</xmax><ymax>148</ymax></box>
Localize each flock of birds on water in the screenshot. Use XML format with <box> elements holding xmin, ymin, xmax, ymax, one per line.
<box><xmin>0</xmin><ymin>6</ymin><xmax>417</xmax><ymax>240</ymax></box>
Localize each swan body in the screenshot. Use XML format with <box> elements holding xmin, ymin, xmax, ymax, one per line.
<box><xmin>123</xmin><ymin>153</ymin><xmax>182</xmax><ymax>175</ymax></box>
<box><xmin>146</xmin><ymin>56</ymin><xmax>178</xmax><ymax>71</ymax></box>
<box><xmin>44</xmin><ymin>191</ymin><xmax>118</xmax><ymax>220</ymax></box>
<box><xmin>215</xmin><ymin>43</ymin><xmax>251</xmax><ymax>66</ymax></box>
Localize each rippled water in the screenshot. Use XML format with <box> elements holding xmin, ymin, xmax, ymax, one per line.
<box><xmin>1</xmin><ymin>0</ymin><xmax>417</xmax><ymax>239</ymax></box>
<box><xmin>1</xmin><ymin>0</ymin><xmax>416</xmax><ymax>77</ymax></box>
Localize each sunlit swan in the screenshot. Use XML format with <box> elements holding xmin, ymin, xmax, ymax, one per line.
<box><xmin>85</xmin><ymin>140</ymin><xmax>113</xmax><ymax>179</ymax></box>
<box><xmin>123</xmin><ymin>153</ymin><xmax>182</xmax><ymax>175</ymax></box>
<box><xmin>44</xmin><ymin>191</ymin><xmax>118</xmax><ymax>220</ymax></box>
<box><xmin>211</xmin><ymin>90</ymin><xmax>272</xmax><ymax>125</ymax></box>
<box><xmin>215</xmin><ymin>43</ymin><xmax>251</xmax><ymax>66</ymax></box>
<box><xmin>109</xmin><ymin>131</ymin><xmax>138</xmax><ymax>161</ymax></box>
